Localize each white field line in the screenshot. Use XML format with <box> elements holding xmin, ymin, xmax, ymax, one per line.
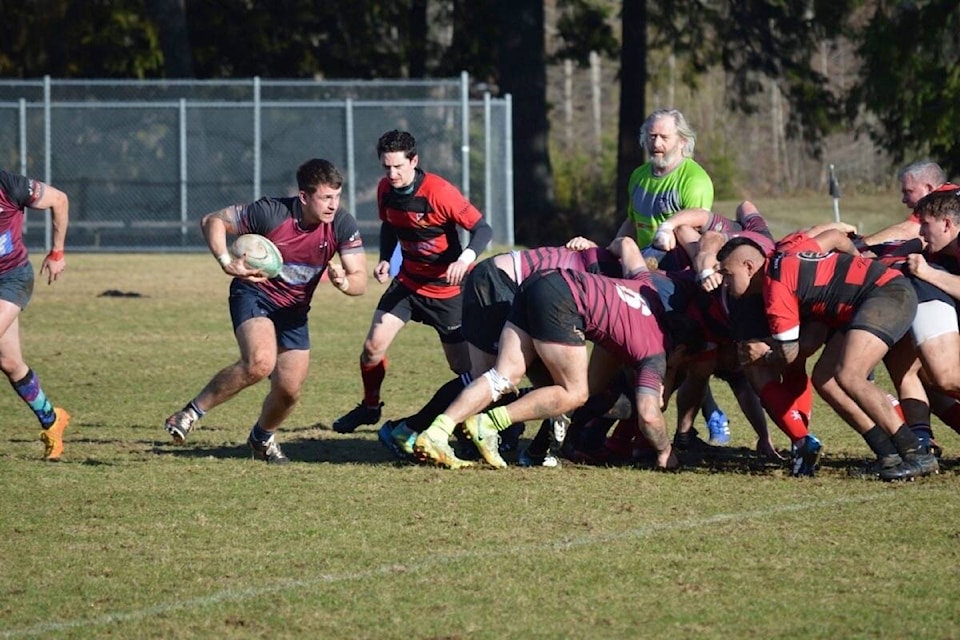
<box><xmin>2</xmin><ymin>492</ymin><xmax>890</xmax><ymax>638</ymax></box>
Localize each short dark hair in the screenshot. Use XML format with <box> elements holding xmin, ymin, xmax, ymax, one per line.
<box><xmin>296</xmin><ymin>158</ymin><xmax>343</xmax><ymax>193</ymax></box>
<box><xmin>914</xmin><ymin>188</ymin><xmax>960</xmax><ymax>221</ymax></box>
<box><xmin>716</xmin><ymin>235</ymin><xmax>766</xmax><ymax>262</ymax></box>
<box><xmin>377</xmin><ymin>129</ymin><xmax>417</xmax><ymax>159</ymax></box>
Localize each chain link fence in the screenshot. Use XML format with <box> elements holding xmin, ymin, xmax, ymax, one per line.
<box><xmin>0</xmin><ymin>73</ymin><xmax>513</xmax><ymax>252</ymax></box>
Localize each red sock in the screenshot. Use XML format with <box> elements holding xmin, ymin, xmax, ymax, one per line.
<box><xmin>759</xmin><ymin>378</ymin><xmax>810</xmax><ymax>442</ymax></box>
<box><xmin>782</xmin><ymin>365</ymin><xmax>813</xmax><ymax>421</ymax></box>
<box><xmin>935</xmin><ymin>401</ymin><xmax>960</xmax><ymax>435</ymax></box>
<box><xmin>885</xmin><ymin>393</ymin><xmax>906</xmax><ymax>423</ymax></box>
<box><xmin>360</xmin><ymin>356</ymin><xmax>387</xmax><ymax>407</ymax></box>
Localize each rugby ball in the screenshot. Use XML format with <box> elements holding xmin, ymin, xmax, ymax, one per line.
<box><xmin>230</xmin><ymin>234</ymin><xmax>283</xmax><ymax>278</ymax></box>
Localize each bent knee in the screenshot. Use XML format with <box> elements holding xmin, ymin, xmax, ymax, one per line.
<box><xmin>243</xmin><ymin>357</ymin><xmax>276</xmax><ymax>381</ymax></box>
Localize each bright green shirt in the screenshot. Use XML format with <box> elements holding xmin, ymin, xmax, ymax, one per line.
<box><xmin>626</xmin><ymin>157</ymin><xmax>714</xmax><ymax>248</ymax></box>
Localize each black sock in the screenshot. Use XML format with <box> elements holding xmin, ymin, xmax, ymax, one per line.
<box><xmin>891</xmin><ymin>424</ymin><xmax>921</xmax><ymax>456</ymax></box>
<box><xmin>526</xmin><ymin>419</ymin><xmax>552</xmax><ymax>457</ymax></box>
<box><xmin>405</xmin><ymin>373</ymin><xmax>470</xmax><ymax>432</ymax></box>
<box><xmin>862</xmin><ymin>426</ymin><xmax>898</xmax><ymax>458</ymax></box>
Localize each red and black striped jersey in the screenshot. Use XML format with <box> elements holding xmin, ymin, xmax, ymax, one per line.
<box><xmin>763</xmin><ymin>247</ymin><xmax>902</xmax><ymax>341</ymax></box>
<box><xmin>378</xmin><ymin>169</ymin><xmax>484</xmax><ymax>299</ymax></box>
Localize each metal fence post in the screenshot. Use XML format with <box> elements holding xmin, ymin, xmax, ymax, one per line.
<box><xmin>460</xmin><ymin>70</ymin><xmax>470</xmax><ymax>200</ymax></box>
<box><xmin>43</xmin><ymin>75</ymin><xmax>51</xmax><ymax>251</ymax></box>
<box><xmin>179</xmin><ymin>98</ymin><xmax>188</xmax><ymax>242</ymax></box>
<box><xmin>483</xmin><ymin>91</ymin><xmax>492</xmax><ymax>241</ymax></box>
<box><xmin>504</xmin><ymin>93</ymin><xmax>514</xmax><ymax>247</ymax></box>
<box><xmin>19</xmin><ymin>98</ymin><xmax>27</xmax><ymax>235</ymax></box>
<box><xmin>346</xmin><ymin>97</ymin><xmax>356</xmax><ymax>219</ymax></box>
<box><xmin>254</xmin><ymin>76</ymin><xmax>261</xmax><ymax>200</ymax></box>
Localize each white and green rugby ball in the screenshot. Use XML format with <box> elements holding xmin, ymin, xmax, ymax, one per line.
<box><xmin>230</xmin><ymin>234</ymin><xmax>283</xmax><ymax>278</ymax></box>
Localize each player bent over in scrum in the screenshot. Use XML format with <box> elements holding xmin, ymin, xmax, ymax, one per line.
<box><xmin>414</xmin><ymin>239</ymin><xmax>699</xmax><ymax>470</ymax></box>
<box><xmin>716</xmin><ymin>234</ymin><xmax>938</xmax><ymax>481</ymax></box>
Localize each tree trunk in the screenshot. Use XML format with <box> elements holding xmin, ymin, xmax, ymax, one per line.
<box><xmin>146</xmin><ymin>0</ymin><xmax>194</xmax><ymax>77</ymax></box>
<box><xmin>408</xmin><ymin>0</ymin><xmax>428</xmax><ymax>77</ymax></box>
<box><xmin>497</xmin><ymin>0</ymin><xmax>554</xmax><ymax>245</ymax></box>
<box><xmin>617</xmin><ymin>0</ymin><xmax>646</xmax><ymax>215</ymax></box>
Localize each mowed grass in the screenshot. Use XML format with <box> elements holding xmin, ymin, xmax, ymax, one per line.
<box><xmin>3</xmin><ymin>193</ymin><xmax>960</xmax><ymax>639</ymax></box>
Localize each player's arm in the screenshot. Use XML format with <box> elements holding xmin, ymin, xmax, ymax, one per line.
<box><xmin>863</xmin><ymin>218</ymin><xmax>921</xmax><ymax>246</ymax></box>
<box><xmin>446</xmin><ymin>216</ymin><xmax>492</xmax><ymax>286</ymax></box>
<box><xmin>613</xmin><ymin>216</ymin><xmax>634</xmax><ymax>240</ymax></box>
<box><xmin>201</xmin><ymin>206</ymin><xmax>265</xmax><ymax>280</ymax></box>
<box><xmin>329</xmin><ymin>250</ymin><xmax>368</xmax><ymax>296</ymax></box>
<box><xmin>907</xmin><ymin>254</ymin><xmax>960</xmax><ymax>299</ymax></box>
<box><xmin>810</xmin><ymin>228</ymin><xmax>859</xmax><ymax>255</ymax></box>
<box><xmin>566</xmin><ymin>236</ymin><xmax>598</xmax><ymax>250</ymax></box>
<box><xmin>652</xmin><ymin>207</ymin><xmax>712</xmax><ymax>251</ymax></box>
<box><xmin>738</xmin><ymin>338</ymin><xmax>799</xmax><ymax>367</ymax></box>
<box><xmin>634</xmin><ymin>384</ymin><xmax>677</xmax><ymax>470</ymax></box>
<box><xmin>374</xmin><ymin>223</ymin><xmax>397</xmax><ymax>283</ymax></box>
<box><xmin>32</xmin><ymin>182</ymin><xmax>69</xmax><ymax>284</ymax></box>
<box><xmin>693</xmin><ymin>230</ymin><xmax>727</xmax><ymax>291</ymax></box>
<box><xmin>201</xmin><ymin>206</ymin><xmax>239</xmax><ymax>264</ymax></box>
<box><xmin>607</xmin><ymin>235</ymin><xmax>647</xmax><ymax>276</ymax></box>
<box><xmin>803</xmin><ymin>221</ymin><xmax>857</xmax><ymax>237</ymax></box>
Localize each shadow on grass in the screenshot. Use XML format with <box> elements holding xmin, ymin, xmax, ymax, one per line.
<box><xmin>150</xmin><ymin>427</ymin><xmax>401</xmax><ymax>466</ymax></box>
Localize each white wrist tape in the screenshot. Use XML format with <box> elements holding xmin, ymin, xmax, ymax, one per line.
<box><xmin>217</xmin><ymin>253</ymin><xmax>232</xmax><ymax>267</ymax></box>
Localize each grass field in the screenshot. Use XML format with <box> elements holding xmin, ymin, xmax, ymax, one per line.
<box><xmin>3</xmin><ymin>194</ymin><xmax>960</xmax><ymax>639</ymax></box>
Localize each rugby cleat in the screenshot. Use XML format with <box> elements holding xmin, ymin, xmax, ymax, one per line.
<box><xmin>332</xmin><ymin>402</ymin><xmax>383</xmax><ymax>434</ymax></box>
<box><xmin>462</xmin><ymin>414</ymin><xmax>508</xmax><ymax>469</ymax></box>
<box><xmin>165</xmin><ymin>408</ymin><xmax>197</xmax><ymax>445</ymax></box>
<box><xmin>790</xmin><ymin>434</ymin><xmax>823</xmax><ymax>477</ymax></box>
<box><xmin>414</xmin><ymin>428</ymin><xmax>473</xmax><ymax>469</ymax></box>
<box><xmin>40</xmin><ymin>407</ymin><xmax>71</xmax><ymax>461</ymax></box>
<box><xmin>706</xmin><ymin>409</ymin><xmax>730</xmax><ymax>445</ymax></box>
<box><xmin>248</xmin><ymin>434</ymin><xmax>290</xmax><ymax>465</ymax></box>
<box><xmin>517</xmin><ymin>447</ymin><xmax>560</xmax><ymax>468</ymax></box>
<box><xmin>879</xmin><ymin>451</ymin><xmax>939</xmax><ymax>482</ymax></box>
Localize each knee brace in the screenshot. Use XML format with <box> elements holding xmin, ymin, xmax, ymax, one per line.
<box><xmin>482</xmin><ymin>368</ymin><xmax>517</xmax><ymax>402</ymax></box>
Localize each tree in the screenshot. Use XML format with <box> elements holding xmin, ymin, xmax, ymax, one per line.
<box><xmin>497</xmin><ymin>0</ymin><xmax>555</xmax><ymax>245</ymax></box>
<box><xmin>616</xmin><ymin>0</ymin><xmax>647</xmax><ymax>215</ymax></box>
<box><xmin>649</xmin><ymin>1</ymin><xmax>858</xmax><ymax>157</ymax></box>
<box><xmin>850</xmin><ymin>0</ymin><xmax>960</xmax><ymax>176</ymax></box>
<box><xmin>146</xmin><ymin>0</ymin><xmax>194</xmax><ymax>77</ymax></box>
<box><xmin>0</xmin><ymin>0</ymin><xmax>164</xmax><ymax>78</ymax></box>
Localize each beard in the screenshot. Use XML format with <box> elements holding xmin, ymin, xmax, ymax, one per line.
<box><xmin>649</xmin><ymin>148</ymin><xmax>681</xmax><ymax>173</ymax></box>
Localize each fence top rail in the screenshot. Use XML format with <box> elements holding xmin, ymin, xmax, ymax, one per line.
<box><xmin>0</xmin><ymin>98</ymin><xmax>507</xmax><ymax>109</ymax></box>
<box><xmin>0</xmin><ymin>77</ymin><xmax>461</xmax><ymax>88</ymax></box>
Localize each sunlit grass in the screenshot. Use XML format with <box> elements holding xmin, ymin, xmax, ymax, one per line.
<box><xmin>1</xmin><ymin>199</ymin><xmax>957</xmax><ymax>639</ymax></box>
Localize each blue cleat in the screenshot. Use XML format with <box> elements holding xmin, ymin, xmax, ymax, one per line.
<box><xmin>790</xmin><ymin>434</ymin><xmax>823</xmax><ymax>477</ymax></box>
<box><xmin>378</xmin><ymin>421</ymin><xmax>406</xmax><ymax>461</ymax></box>
<box><xmin>706</xmin><ymin>409</ymin><xmax>730</xmax><ymax>445</ymax></box>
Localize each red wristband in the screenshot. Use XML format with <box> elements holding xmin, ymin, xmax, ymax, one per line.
<box><xmin>47</xmin><ymin>249</ymin><xmax>64</xmax><ymax>261</ymax></box>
